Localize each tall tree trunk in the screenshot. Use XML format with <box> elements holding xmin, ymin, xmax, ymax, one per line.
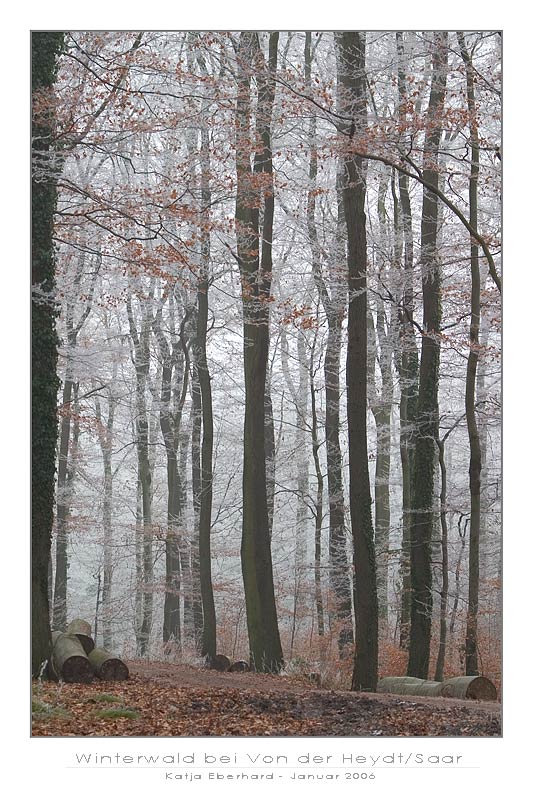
<box><xmin>52</xmin><ymin>357</ymin><xmax>74</xmax><ymax>632</ymax></box>
<box><xmin>307</xmin><ymin>32</ymin><xmax>353</xmax><ymax>654</ymax></box>
<box><xmin>264</xmin><ymin>374</ymin><xmax>276</xmax><ymax>538</ymax></box>
<box><xmin>196</xmin><ymin>254</ymin><xmax>217</xmax><ymax>659</ymax></box>
<box><xmin>371</xmin><ymin>171</ymin><xmax>393</xmax><ymax>636</ymax></box>
<box><xmin>408</xmin><ymin>33</ymin><xmax>448</xmax><ymax>679</ymax></box>
<box><xmin>95</xmin><ymin>372</ymin><xmax>117</xmax><ymax>652</ymax></box>
<box><xmin>280</xmin><ymin>324</ymin><xmax>309</xmax><ymax>643</ymax></box>
<box><xmin>395</xmin><ymin>32</ymin><xmax>419</xmax><ymax>650</ymax></box>
<box><xmin>458</xmin><ymin>32</ymin><xmax>482</xmax><ymax>677</ymax></box>
<box><xmin>153</xmin><ymin>299</ymin><xmax>192</xmax><ymax>649</ymax></box>
<box><xmin>32</xmin><ymin>31</ymin><xmax>63</xmax><ymax>676</ymax></box>
<box><xmin>190</xmin><ymin>360</ymin><xmax>204</xmax><ymax>645</ymax></box>
<box><xmin>134</xmin><ymin>475</ymin><xmax>143</xmax><ymax>654</ymax></box>
<box><xmin>179</xmin><ymin>415</ymin><xmax>193</xmax><ymax>640</ymax></box>
<box><xmin>373</xmin><ymin>400</ymin><xmax>392</xmax><ymax>633</ymax></box>
<box><xmin>128</xmin><ymin>297</ymin><xmax>154</xmax><ymax>656</ymax></box>
<box><xmin>235</xmin><ymin>32</ymin><xmax>283</xmax><ymax>672</ymax></box>
<box><xmin>196</xmin><ymin>109</ymin><xmax>217</xmax><ymax>659</ymax></box>
<box><xmin>337</xmin><ymin>31</ymin><xmax>378</xmax><ymax>692</ymax></box>
<box><xmin>309</xmin><ymin>344</ymin><xmax>325</xmax><ymax>642</ymax></box>
<box><xmin>52</xmin><ymin>248</ymin><xmax>98</xmax><ymax>632</ymax></box>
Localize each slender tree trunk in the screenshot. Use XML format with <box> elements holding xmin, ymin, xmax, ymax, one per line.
<box><xmin>179</xmin><ymin>416</ymin><xmax>194</xmax><ymax>640</ymax></box>
<box><xmin>196</xmin><ymin>264</ymin><xmax>217</xmax><ymax>659</ymax></box>
<box><xmin>190</xmin><ymin>360</ymin><xmax>204</xmax><ymax>644</ymax></box>
<box><xmin>134</xmin><ymin>475</ymin><xmax>143</xmax><ymax>654</ymax></box>
<box><xmin>371</xmin><ymin>172</ymin><xmax>393</xmax><ymax>636</ymax></box>
<box><xmin>407</xmin><ymin>33</ymin><xmax>448</xmax><ymax>679</ymax></box>
<box><xmin>196</xmin><ymin>114</ymin><xmax>217</xmax><ymax>659</ymax></box>
<box><xmin>434</xmin><ymin>437</ymin><xmax>449</xmax><ymax>681</ymax></box>
<box><xmin>280</xmin><ymin>324</ymin><xmax>309</xmax><ymax>640</ymax></box>
<box><xmin>128</xmin><ymin>298</ymin><xmax>154</xmax><ymax>656</ymax></box>
<box><xmin>264</xmin><ymin>375</ymin><xmax>276</xmax><ymax>538</ymax></box>
<box><xmin>307</xmin><ymin>32</ymin><xmax>353</xmax><ymax>654</ymax></box>
<box><xmin>396</xmin><ymin>32</ymin><xmax>419</xmax><ymax>650</ymax></box>
<box><xmin>476</xmin><ymin>293</ymin><xmax>490</xmax><ymax>578</ymax></box>
<box><xmin>458</xmin><ymin>32</ymin><xmax>482</xmax><ymax>676</ymax></box>
<box><xmin>450</xmin><ymin>517</ymin><xmax>468</xmax><ymax>636</ymax></box>
<box><xmin>153</xmin><ymin>300</ymin><xmax>192</xmax><ymax>649</ymax></box>
<box><xmin>32</xmin><ymin>32</ymin><xmax>63</xmax><ymax>676</ymax></box>
<box><xmin>101</xmin><ymin>448</ymin><xmax>114</xmax><ymax>650</ymax></box>
<box><xmin>52</xmin><ymin>357</ymin><xmax>74</xmax><ymax>632</ymax></box>
<box><xmin>95</xmin><ymin>376</ymin><xmax>116</xmax><ymax>652</ymax></box>
<box><xmin>337</xmin><ymin>31</ymin><xmax>378</xmax><ymax>692</ymax></box>
<box><xmin>236</xmin><ymin>32</ymin><xmax>283</xmax><ymax>672</ymax></box>
<box><xmin>373</xmin><ymin>404</ymin><xmax>392</xmax><ymax>631</ymax></box>
<box><xmin>309</xmin><ymin>348</ymin><xmax>325</xmax><ymax>641</ymax></box>
<box><xmin>52</xmin><ymin>248</ymin><xmax>98</xmax><ymax>632</ymax></box>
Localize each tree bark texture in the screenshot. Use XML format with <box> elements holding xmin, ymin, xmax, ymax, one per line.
<box><xmin>407</xmin><ymin>32</ymin><xmax>448</xmax><ymax>679</ymax></box>
<box><xmin>395</xmin><ymin>32</ymin><xmax>419</xmax><ymax>650</ymax></box>
<box><xmin>153</xmin><ymin>299</ymin><xmax>191</xmax><ymax>648</ymax></box>
<box><xmin>236</xmin><ymin>32</ymin><xmax>283</xmax><ymax>672</ymax></box>
<box><xmin>370</xmin><ymin>175</ymin><xmax>393</xmax><ymax>634</ymax></box>
<box><xmin>196</xmin><ymin>215</ymin><xmax>217</xmax><ymax>659</ymax></box>
<box><xmin>434</xmin><ymin>438</ymin><xmax>449</xmax><ymax>682</ymax></box>
<box><xmin>308</xmin><ymin>32</ymin><xmax>353</xmax><ymax>654</ymax></box>
<box><xmin>128</xmin><ymin>297</ymin><xmax>154</xmax><ymax>656</ymax></box>
<box><xmin>337</xmin><ymin>31</ymin><xmax>379</xmax><ymax>692</ymax></box>
<box><xmin>458</xmin><ymin>32</ymin><xmax>482</xmax><ymax>677</ymax></box>
<box><xmin>32</xmin><ymin>31</ymin><xmax>63</xmax><ymax>677</ymax></box>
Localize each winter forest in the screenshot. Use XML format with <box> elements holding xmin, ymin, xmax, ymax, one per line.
<box><xmin>32</xmin><ymin>30</ymin><xmax>501</xmax><ymax>709</ymax></box>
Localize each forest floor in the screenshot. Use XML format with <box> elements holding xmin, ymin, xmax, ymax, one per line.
<box><xmin>31</xmin><ymin>659</ymin><xmax>501</xmax><ymax>737</ymax></box>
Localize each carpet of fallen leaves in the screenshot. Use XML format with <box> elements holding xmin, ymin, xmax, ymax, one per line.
<box><xmin>31</xmin><ymin>661</ymin><xmax>501</xmax><ymax>737</ymax></box>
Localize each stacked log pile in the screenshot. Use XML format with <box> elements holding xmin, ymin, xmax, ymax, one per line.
<box><xmin>206</xmin><ymin>655</ymin><xmax>251</xmax><ymax>672</ymax></box>
<box><xmin>49</xmin><ymin>620</ymin><xmax>129</xmax><ymax>684</ymax></box>
<box><xmin>377</xmin><ymin>675</ymin><xmax>497</xmax><ymax>700</ymax></box>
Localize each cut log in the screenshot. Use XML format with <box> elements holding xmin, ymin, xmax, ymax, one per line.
<box><xmin>377</xmin><ymin>677</ymin><xmax>442</xmax><ymax>696</ymax></box>
<box><xmin>438</xmin><ymin>676</ymin><xmax>497</xmax><ymax>701</ymax></box>
<box><xmin>51</xmin><ymin>633</ymin><xmax>94</xmax><ymax>683</ymax></box>
<box><xmin>228</xmin><ymin>660</ymin><xmax>250</xmax><ymax>673</ymax></box>
<box><xmin>88</xmin><ymin>647</ymin><xmax>129</xmax><ymax>681</ymax></box>
<box><xmin>208</xmin><ymin>654</ymin><xmax>231</xmax><ymax>672</ymax></box>
<box><xmin>66</xmin><ymin>619</ymin><xmax>95</xmax><ymax>655</ymax></box>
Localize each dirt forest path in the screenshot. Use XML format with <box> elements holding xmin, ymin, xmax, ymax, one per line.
<box><xmin>32</xmin><ymin>660</ymin><xmax>501</xmax><ymax>737</ymax></box>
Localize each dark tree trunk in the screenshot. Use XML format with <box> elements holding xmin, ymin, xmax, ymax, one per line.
<box><xmin>337</xmin><ymin>31</ymin><xmax>378</xmax><ymax>692</ymax></box>
<box><xmin>193</xmin><ymin>104</ymin><xmax>218</xmax><ymax>659</ymax></box>
<box><xmin>307</xmin><ymin>32</ymin><xmax>353</xmax><ymax>654</ymax></box>
<box><xmin>458</xmin><ymin>32</ymin><xmax>482</xmax><ymax>677</ymax></box>
<box><xmin>434</xmin><ymin>437</ymin><xmax>449</xmax><ymax>682</ymax></box>
<box><xmin>236</xmin><ymin>32</ymin><xmax>283</xmax><ymax>673</ymax></box>
<box><xmin>32</xmin><ymin>31</ymin><xmax>63</xmax><ymax>677</ymax></box>
<box><xmin>196</xmin><ymin>268</ymin><xmax>217</xmax><ymax>659</ymax></box>
<box><xmin>371</xmin><ymin>174</ymin><xmax>393</xmax><ymax>636</ymax></box>
<box><xmin>153</xmin><ymin>299</ymin><xmax>193</xmax><ymax>649</ymax></box>
<box><xmin>407</xmin><ymin>33</ymin><xmax>448</xmax><ymax>679</ymax></box>
<box><xmin>264</xmin><ymin>377</ymin><xmax>276</xmax><ymax>538</ymax></box>
<box><xmin>127</xmin><ymin>298</ymin><xmax>154</xmax><ymax>656</ymax></box>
